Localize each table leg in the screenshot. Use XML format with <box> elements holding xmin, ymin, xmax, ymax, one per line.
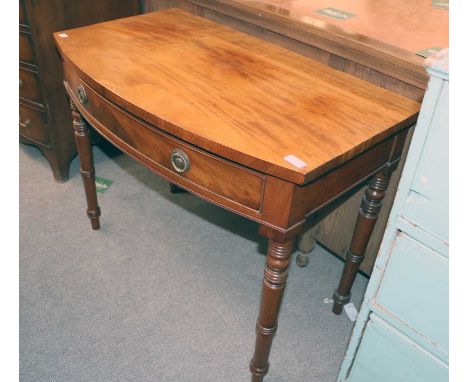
<box><xmin>296</xmin><ymin>235</ymin><xmax>313</xmax><ymax>268</ymax></box>
<box><xmin>250</xmin><ymin>238</ymin><xmax>294</xmax><ymax>381</ymax></box>
<box><xmin>296</xmin><ymin>222</ymin><xmax>319</xmax><ymax>267</ymax></box>
<box><xmin>71</xmin><ymin>100</ymin><xmax>101</xmax><ymax>230</ymax></box>
<box><xmin>332</xmin><ymin>168</ymin><xmax>391</xmax><ymax>315</ymax></box>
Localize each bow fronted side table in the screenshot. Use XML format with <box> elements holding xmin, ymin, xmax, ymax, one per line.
<box><xmin>54</xmin><ymin>9</ymin><xmax>419</xmax><ymax>381</ymax></box>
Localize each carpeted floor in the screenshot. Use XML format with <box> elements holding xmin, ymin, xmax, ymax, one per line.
<box><xmin>19</xmin><ymin>142</ymin><xmax>368</xmax><ymax>382</ymax></box>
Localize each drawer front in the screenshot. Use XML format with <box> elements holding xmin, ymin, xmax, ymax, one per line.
<box><xmin>19</xmin><ymin>103</ymin><xmax>49</xmax><ymax>145</ymax></box>
<box><xmin>65</xmin><ymin>69</ymin><xmax>264</xmax><ymax>212</ymax></box>
<box><xmin>19</xmin><ymin>0</ymin><xmax>28</xmax><ymax>26</ymax></box>
<box><xmin>19</xmin><ymin>31</ymin><xmax>35</xmax><ymax>64</ymax></box>
<box><xmin>375</xmin><ymin>232</ymin><xmax>448</xmax><ymax>355</ymax></box>
<box><xmin>20</xmin><ymin>68</ymin><xmax>43</xmax><ymax>105</ymax></box>
<box><xmin>348</xmin><ymin>314</ymin><xmax>448</xmax><ymax>382</ymax></box>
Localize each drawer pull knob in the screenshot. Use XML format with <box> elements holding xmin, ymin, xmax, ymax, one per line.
<box><xmin>77</xmin><ymin>84</ymin><xmax>88</xmax><ymax>105</ymax></box>
<box><xmin>19</xmin><ymin>118</ymin><xmax>31</xmax><ymax>128</ymax></box>
<box><xmin>19</xmin><ymin>78</ymin><xmax>23</xmax><ymax>88</ymax></box>
<box><xmin>171</xmin><ymin>149</ymin><xmax>190</xmax><ymax>173</ymax></box>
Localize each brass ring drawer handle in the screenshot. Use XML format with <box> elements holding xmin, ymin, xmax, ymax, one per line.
<box><xmin>171</xmin><ymin>149</ymin><xmax>190</xmax><ymax>173</ymax></box>
<box><xmin>77</xmin><ymin>84</ymin><xmax>88</xmax><ymax>105</ymax></box>
<box><xmin>19</xmin><ymin>118</ymin><xmax>31</xmax><ymax>128</ymax></box>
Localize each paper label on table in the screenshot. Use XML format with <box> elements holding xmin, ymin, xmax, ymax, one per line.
<box><xmin>284</xmin><ymin>155</ymin><xmax>307</xmax><ymax>169</ymax></box>
<box><xmin>432</xmin><ymin>0</ymin><xmax>449</xmax><ymax>10</ymax></box>
<box><xmin>344</xmin><ymin>303</ymin><xmax>359</xmax><ymax>322</ymax></box>
<box><xmin>58</xmin><ymin>33</ymin><xmax>69</xmax><ymax>38</ymax></box>
<box><xmin>416</xmin><ymin>47</ymin><xmax>442</xmax><ymax>58</ymax></box>
<box><xmin>316</xmin><ymin>8</ymin><xmax>355</xmax><ymax>20</ymax></box>
<box><xmin>95</xmin><ymin>176</ymin><xmax>113</xmax><ymax>193</ymax></box>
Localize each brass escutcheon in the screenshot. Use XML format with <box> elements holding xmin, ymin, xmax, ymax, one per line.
<box><xmin>170</xmin><ymin>149</ymin><xmax>190</xmax><ymax>173</ymax></box>
<box><xmin>77</xmin><ymin>84</ymin><xmax>88</xmax><ymax>105</ymax></box>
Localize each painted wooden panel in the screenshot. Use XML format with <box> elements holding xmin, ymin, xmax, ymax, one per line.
<box><xmin>375</xmin><ymin>232</ymin><xmax>448</xmax><ymax>358</ymax></box>
<box><xmin>338</xmin><ymin>51</ymin><xmax>448</xmax><ymax>381</ymax></box>
<box><xmin>347</xmin><ymin>314</ymin><xmax>448</xmax><ymax>382</ymax></box>
<box><xmin>403</xmin><ymin>78</ymin><xmax>449</xmax><ymax>244</ymax></box>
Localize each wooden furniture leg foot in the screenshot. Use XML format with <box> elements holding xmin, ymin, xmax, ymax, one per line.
<box><xmin>296</xmin><ymin>236</ymin><xmax>314</xmax><ymax>267</ymax></box>
<box><xmin>51</xmin><ymin>164</ymin><xmax>71</xmax><ymax>183</ymax></box>
<box><xmin>296</xmin><ymin>223</ymin><xmax>319</xmax><ymax>267</ymax></box>
<box><xmin>296</xmin><ymin>249</ymin><xmax>311</xmax><ymax>267</ymax></box>
<box><xmin>332</xmin><ymin>168</ymin><xmax>391</xmax><ymax>315</ymax></box>
<box><xmin>46</xmin><ymin>150</ymin><xmax>75</xmax><ymax>183</ymax></box>
<box><xmin>250</xmin><ymin>238</ymin><xmax>294</xmax><ymax>381</ymax></box>
<box><xmin>71</xmin><ymin>101</ymin><xmax>101</xmax><ymax>230</ymax></box>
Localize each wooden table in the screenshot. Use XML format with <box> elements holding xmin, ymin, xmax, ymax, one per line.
<box><xmin>54</xmin><ymin>9</ymin><xmax>419</xmax><ymax>381</ymax></box>
<box><xmin>145</xmin><ymin>0</ymin><xmax>448</xmax><ymax>280</ymax></box>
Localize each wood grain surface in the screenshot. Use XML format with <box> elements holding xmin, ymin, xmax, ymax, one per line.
<box><xmin>64</xmin><ymin>67</ymin><xmax>266</xmax><ymax>213</ymax></box>
<box><xmin>55</xmin><ymin>9</ymin><xmax>419</xmax><ymax>185</ymax></box>
<box><xmin>238</xmin><ymin>0</ymin><xmax>448</xmax><ymax>54</ymax></box>
<box><xmin>167</xmin><ymin>0</ymin><xmax>445</xmax><ymax>90</ymax></box>
<box><xmin>140</xmin><ymin>1</ymin><xmax>441</xmax><ymax>275</ymax></box>
<box><xmin>57</xmin><ymin>9</ymin><xmax>419</xmax><ymax>375</ymax></box>
<box><xmin>19</xmin><ymin>0</ymin><xmax>141</xmax><ymax>181</ymax></box>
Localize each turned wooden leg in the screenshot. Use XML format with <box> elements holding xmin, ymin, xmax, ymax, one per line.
<box><xmin>296</xmin><ymin>222</ymin><xmax>319</xmax><ymax>267</ymax></box>
<box><xmin>250</xmin><ymin>238</ymin><xmax>294</xmax><ymax>382</ymax></box>
<box><xmin>332</xmin><ymin>168</ymin><xmax>391</xmax><ymax>315</ymax></box>
<box><xmin>71</xmin><ymin>101</ymin><xmax>101</xmax><ymax>230</ymax></box>
<box><xmin>169</xmin><ymin>183</ymin><xmax>187</xmax><ymax>193</ymax></box>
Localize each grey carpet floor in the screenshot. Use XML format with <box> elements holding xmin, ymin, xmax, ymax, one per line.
<box><xmin>19</xmin><ymin>143</ymin><xmax>368</xmax><ymax>382</ymax></box>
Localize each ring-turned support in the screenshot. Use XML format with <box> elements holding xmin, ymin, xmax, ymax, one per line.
<box><xmin>332</xmin><ymin>168</ymin><xmax>392</xmax><ymax>314</ymax></box>
<box><xmin>250</xmin><ymin>238</ymin><xmax>295</xmax><ymax>381</ymax></box>
<box><xmin>296</xmin><ymin>219</ymin><xmax>320</xmax><ymax>267</ymax></box>
<box><xmin>71</xmin><ymin>100</ymin><xmax>101</xmax><ymax>230</ymax></box>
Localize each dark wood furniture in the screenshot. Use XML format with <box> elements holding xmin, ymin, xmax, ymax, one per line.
<box><xmin>142</xmin><ymin>0</ymin><xmax>448</xmax><ymax>277</ymax></box>
<box><xmin>19</xmin><ymin>0</ymin><xmax>141</xmax><ymax>182</ymax></box>
<box><xmin>54</xmin><ymin>9</ymin><xmax>419</xmax><ymax>380</ymax></box>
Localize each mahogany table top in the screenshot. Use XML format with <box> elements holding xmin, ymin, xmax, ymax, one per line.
<box><xmin>55</xmin><ymin>9</ymin><xmax>420</xmax><ymax>185</ymax></box>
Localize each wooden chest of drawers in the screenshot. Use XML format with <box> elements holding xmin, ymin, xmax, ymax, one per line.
<box><xmin>19</xmin><ymin>0</ymin><xmax>141</xmax><ymax>182</ymax></box>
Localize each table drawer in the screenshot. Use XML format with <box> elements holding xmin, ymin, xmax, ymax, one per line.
<box><xmin>65</xmin><ymin>69</ymin><xmax>264</xmax><ymax>212</ymax></box>
<box><xmin>19</xmin><ymin>103</ymin><xmax>49</xmax><ymax>146</ymax></box>
<box><xmin>375</xmin><ymin>232</ymin><xmax>448</xmax><ymax>355</ymax></box>
<box><xmin>20</xmin><ymin>68</ymin><xmax>43</xmax><ymax>105</ymax></box>
<box><xmin>19</xmin><ymin>31</ymin><xmax>35</xmax><ymax>64</ymax></box>
<box><xmin>19</xmin><ymin>0</ymin><xmax>28</xmax><ymax>26</ymax></box>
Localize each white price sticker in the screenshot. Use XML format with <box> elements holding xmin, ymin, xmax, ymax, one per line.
<box><xmin>283</xmin><ymin>154</ymin><xmax>307</xmax><ymax>169</ymax></box>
